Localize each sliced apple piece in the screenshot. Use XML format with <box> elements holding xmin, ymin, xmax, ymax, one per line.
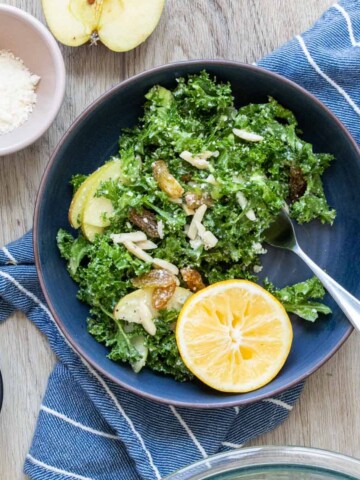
<box><xmin>83</xmin><ymin>197</ymin><xmax>115</xmax><ymax>227</ymax></box>
<box><xmin>82</xmin><ymin>223</ymin><xmax>103</xmax><ymax>243</ymax></box>
<box><xmin>80</xmin><ymin>161</ymin><xmax>123</xmax><ymax>240</ymax></box>
<box><xmin>130</xmin><ymin>335</ymin><xmax>148</xmax><ymax>373</ymax></box>
<box><xmin>69</xmin><ymin>159</ymin><xmax>122</xmax><ymax>232</ymax></box>
<box><xmin>114</xmin><ymin>287</ymin><xmax>192</xmax><ymax>331</ymax></box>
<box><xmin>69</xmin><ymin>169</ymin><xmax>104</xmax><ymax>229</ymax></box>
<box><xmin>42</xmin><ymin>0</ymin><xmax>165</xmax><ymax>52</ymax></box>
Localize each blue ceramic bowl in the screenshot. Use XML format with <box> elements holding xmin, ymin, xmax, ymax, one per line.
<box><xmin>34</xmin><ymin>61</ymin><xmax>360</xmax><ymax>408</ymax></box>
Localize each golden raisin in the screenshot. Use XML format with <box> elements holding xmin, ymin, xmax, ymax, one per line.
<box><xmin>153</xmin><ymin>160</ymin><xmax>184</xmax><ymax>199</ymax></box>
<box><xmin>181</xmin><ymin>267</ymin><xmax>206</xmax><ymax>292</ymax></box>
<box><xmin>153</xmin><ymin>283</ymin><xmax>177</xmax><ymax>310</ymax></box>
<box><xmin>184</xmin><ymin>192</ymin><xmax>213</xmax><ymax>210</ymax></box>
<box><xmin>132</xmin><ymin>269</ymin><xmax>177</xmax><ymax>289</ymax></box>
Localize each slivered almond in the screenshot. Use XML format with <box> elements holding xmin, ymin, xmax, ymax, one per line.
<box><xmin>111</xmin><ymin>232</ymin><xmax>147</xmax><ymax>243</ymax></box>
<box><xmin>153</xmin><ymin>258</ymin><xmax>179</xmax><ymax>275</ymax></box>
<box><xmin>169</xmin><ymin>198</ymin><xmax>183</xmax><ymax>205</ymax></box>
<box><xmin>233</xmin><ymin>128</ymin><xmax>264</xmax><ymax>142</ymax></box>
<box><xmin>236</xmin><ymin>192</ymin><xmax>257</xmax><ymax>221</ymax></box>
<box><xmin>205</xmin><ymin>174</ymin><xmax>218</xmax><ymax>185</ymax></box>
<box><xmin>183</xmin><ymin>204</ymin><xmax>196</xmax><ymax>216</ymax></box>
<box><xmin>194</xmin><ymin>220</ymin><xmax>206</xmax><ymax>237</ymax></box>
<box><xmin>157</xmin><ymin>220</ymin><xmax>164</xmax><ymax>239</ymax></box>
<box><xmin>122</xmin><ymin>241</ymin><xmax>153</xmax><ymax>263</ymax></box>
<box><xmin>136</xmin><ymin>240</ymin><xmax>158</xmax><ymax>250</ymax></box>
<box><xmin>202</xmin><ymin>230</ymin><xmax>218</xmax><ymax>250</ymax></box>
<box><xmin>245</xmin><ymin>209</ymin><xmax>257</xmax><ymax>222</ymax></box>
<box><xmin>180</xmin><ymin>151</ymin><xmax>210</xmax><ymax>170</ymax></box>
<box><xmin>187</xmin><ymin>204</ymin><xmax>207</xmax><ymax>240</ymax></box>
<box><xmin>139</xmin><ymin>303</ymin><xmax>156</xmax><ymax>336</ymax></box>
<box><xmin>123</xmin><ymin>241</ymin><xmax>179</xmax><ymax>274</ymax></box>
<box><xmin>190</xmin><ymin>238</ymin><xmax>204</xmax><ymax>249</ymax></box>
<box><xmin>194</xmin><ymin>221</ymin><xmax>218</xmax><ymax>250</ymax></box>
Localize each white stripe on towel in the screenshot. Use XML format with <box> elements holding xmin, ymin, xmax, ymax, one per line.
<box><xmin>26</xmin><ymin>454</ymin><xmax>94</xmax><ymax>480</ymax></box>
<box><xmin>263</xmin><ymin>398</ymin><xmax>293</xmax><ymax>411</ymax></box>
<box><xmin>0</xmin><ymin>271</ymin><xmax>54</xmax><ymax>318</ymax></box>
<box><xmin>170</xmin><ymin>406</ymin><xmax>208</xmax><ymax>459</ymax></box>
<box><xmin>333</xmin><ymin>3</ymin><xmax>360</xmax><ymax>47</ymax></box>
<box><xmin>221</xmin><ymin>442</ymin><xmax>244</xmax><ymax>449</ymax></box>
<box><xmin>296</xmin><ymin>34</ymin><xmax>360</xmax><ymax>116</ymax></box>
<box><xmin>2</xmin><ymin>246</ymin><xmax>17</xmax><ymax>265</ymax></box>
<box><xmin>84</xmin><ymin>358</ymin><xmax>162</xmax><ymax>479</ymax></box>
<box><xmin>41</xmin><ymin>405</ymin><xmax>120</xmax><ymax>440</ymax></box>
<box><xmin>0</xmin><ymin>270</ymin><xmax>161</xmax><ymax>480</ymax></box>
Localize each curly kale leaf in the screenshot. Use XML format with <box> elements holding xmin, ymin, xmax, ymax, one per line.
<box><xmin>134</xmin><ymin>310</ymin><xmax>193</xmax><ymax>382</ymax></box>
<box><xmin>57</xmin><ymin>229</ymin><xmax>91</xmax><ymax>279</ymax></box>
<box><xmin>76</xmin><ymin>235</ymin><xmax>151</xmax><ymax>310</ymax></box>
<box><xmin>87</xmin><ymin>308</ymin><xmax>140</xmax><ymax>364</ymax></box>
<box><xmin>264</xmin><ymin>277</ymin><xmax>332</xmax><ymax>322</ymax></box>
<box><xmin>89</xmin><ymin>308</ymin><xmax>192</xmax><ymax>381</ymax></box>
<box><xmin>70</xmin><ymin>174</ymin><xmax>88</xmax><ymax>193</ymax></box>
<box><xmin>290</xmin><ymin>174</ymin><xmax>336</xmax><ymax>224</ymax></box>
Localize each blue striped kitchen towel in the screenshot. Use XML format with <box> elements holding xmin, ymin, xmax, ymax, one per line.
<box><xmin>1</xmin><ymin>1</ymin><xmax>360</xmax><ymax>478</ymax></box>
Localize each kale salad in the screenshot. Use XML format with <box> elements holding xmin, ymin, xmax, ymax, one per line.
<box><xmin>57</xmin><ymin>71</ymin><xmax>334</xmax><ymax>381</ymax></box>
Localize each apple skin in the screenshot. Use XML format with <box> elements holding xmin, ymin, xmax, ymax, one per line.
<box><xmin>42</xmin><ymin>0</ymin><xmax>166</xmax><ymax>52</ymax></box>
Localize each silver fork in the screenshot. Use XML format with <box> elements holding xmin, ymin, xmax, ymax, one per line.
<box><xmin>264</xmin><ymin>209</ymin><xmax>360</xmax><ymax>331</ymax></box>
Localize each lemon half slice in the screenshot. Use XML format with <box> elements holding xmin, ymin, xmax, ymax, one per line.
<box><xmin>176</xmin><ymin>280</ymin><xmax>293</xmax><ymax>393</ymax></box>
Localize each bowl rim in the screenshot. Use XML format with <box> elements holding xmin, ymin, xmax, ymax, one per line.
<box><xmin>34</xmin><ymin>59</ymin><xmax>357</xmax><ymax>408</ymax></box>
<box><xmin>163</xmin><ymin>445</ymin><xmax>360</xmax><ymax>479</ymax></box>
<box><xmin>0</xmin><ymin>369</ymin><xmax>3</xmax><ymax>413</ymax></box>
<box><xmin>0</xmin><ymin>4</ymin><xmax>66</xmax><ymax>156</ymax></box>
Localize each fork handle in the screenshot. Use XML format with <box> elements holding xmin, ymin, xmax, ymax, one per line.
<box><xmin>294</xmin><ymin>245</ymin><xmax>360</xmax><ymax>332</ymax></box>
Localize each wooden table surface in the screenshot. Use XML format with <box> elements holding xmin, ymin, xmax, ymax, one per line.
<box><xmin>1</xmin><ymin>0</ymin><xmax>359</xmax><ymax>478</ymax></box>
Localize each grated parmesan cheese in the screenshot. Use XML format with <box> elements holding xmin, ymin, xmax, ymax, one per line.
<box><xmin>252</xmin><ymin>242</ymin><xmax>267</xmax><ymax>255</ymax></box>
<box><xmin>0</xmin><ymin>50</ymin><xmax>40</xmax><ymax>135</ymax></box>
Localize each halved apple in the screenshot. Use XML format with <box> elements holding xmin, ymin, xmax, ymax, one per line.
<box><xmin>42</xmin><ymin>0</ymin><xmax>166</xmax><ymax>52</ymax></box>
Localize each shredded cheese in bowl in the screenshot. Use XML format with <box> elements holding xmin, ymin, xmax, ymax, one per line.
<box><xmin>0</xmin><ymin>50</ymin><xmax>40</xmax><ymax>135</ymax></box>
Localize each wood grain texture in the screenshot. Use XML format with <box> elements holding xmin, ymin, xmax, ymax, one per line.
<box><xmin>1</xmin><ymin>0</ymin><xmax>359</xmax><ymax>478</ymax></box>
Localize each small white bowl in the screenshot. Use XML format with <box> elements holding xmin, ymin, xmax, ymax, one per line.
<box><xmin>0</xmin><ymin>5</ymin><xmax>66</xmax><ymax>156</ymax></box>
